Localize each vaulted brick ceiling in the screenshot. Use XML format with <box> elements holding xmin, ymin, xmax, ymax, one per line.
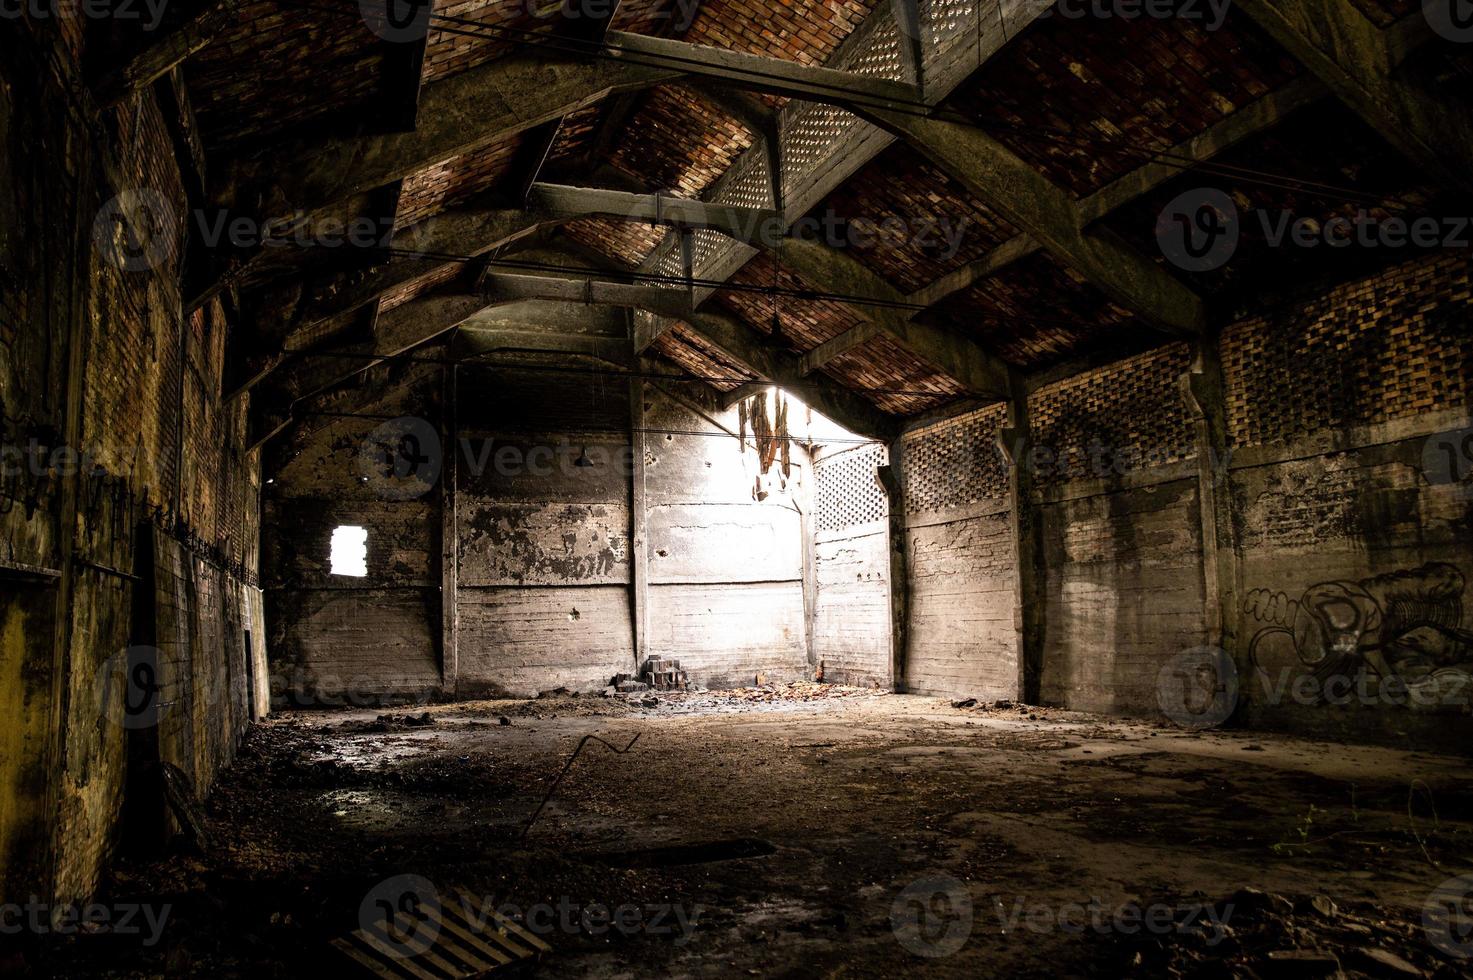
<box><xmin>180</xmin><ymin>0</ymin><xmax>1463</xmax><ymax>432</ymax></box>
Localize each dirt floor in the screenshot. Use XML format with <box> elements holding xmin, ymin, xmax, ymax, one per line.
<box><xmin>18</xmin><ymin>684</ymin><xmax>1473</xmax><ymax>978</ymax></box>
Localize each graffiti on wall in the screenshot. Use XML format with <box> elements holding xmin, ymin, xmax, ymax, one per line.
<box><xmin>1244</xmin><ymin>563</ymin><xmax>1473</xmax><ymax>710</ymax></box>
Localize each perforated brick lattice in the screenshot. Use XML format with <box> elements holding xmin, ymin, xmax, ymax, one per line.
<box><xmin>815</xmin><ymin>444</ymin><xmax>890</xmax><ymax>532</ymax></box>
<box><xmin>1029</xmin><ymin>344</ymin><xmax>1196</xmax><ymax>487</ymax></box>
<box><xmin>1222</xmin><ymin>253</ymin><xmax>1473</xmax><ymax>449</ymax></box>
<box><xmin>901</xmin><ymin>404</ymin><xmax>1011</xmax><ymax>512</ymax></box>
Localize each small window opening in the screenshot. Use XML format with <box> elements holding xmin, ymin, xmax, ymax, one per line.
<box><xmin>330</xmin><ymin>525</ymin><xmax>368</xmax><ymax>577</ymax></box>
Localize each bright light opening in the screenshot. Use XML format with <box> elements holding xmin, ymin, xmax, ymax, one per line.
<box><xmin>329</xmin><ymin>525</ymin><xmax>368</xmax><ymax>577</ymax></box>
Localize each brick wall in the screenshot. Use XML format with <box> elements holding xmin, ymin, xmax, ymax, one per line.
<box><xmin>1</xmin><ymin>24</ymin><xmax>264</xmax><ymax>907</ymax></box>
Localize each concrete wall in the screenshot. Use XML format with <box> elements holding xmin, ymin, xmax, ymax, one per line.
<box><xmin>0</xmin><ymin>24</ymin><xmax>263</xmax><ymax>906</ymax></box>
<box><xmin>1025</xmin><ymin>344</ymin><xmax>1208</xmax><ymax>715</ymax></box>
<box><xmin>645</xmin><ymin>387</ymin><xmax>809</xmax><ymax>689</ymax></box>
<box><xmin>897</xmin><ymin>406</ymin><xmax>1018</xmax><ymax>699</ymax></box>
<box><xmin>1222</xmin><ymin>252</ymin><xmax>1473</xmax><ymax>746</ymax></box>
<box><xmin>265</xmin><ymin>365</ymin><xmax>816</xmax><ymax>697</ymax></box>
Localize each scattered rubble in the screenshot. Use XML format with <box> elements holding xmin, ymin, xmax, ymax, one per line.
<box><xmin>1103</xmin><ymin>888</ymin><xmax>1466</xmax><ymax>979</ymax></box>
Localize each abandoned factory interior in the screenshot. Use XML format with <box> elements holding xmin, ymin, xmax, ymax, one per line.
<box><xmin>4</xmin><ymin>0</ymin><xmax>1473</xmax><ymax>976</ymax></box>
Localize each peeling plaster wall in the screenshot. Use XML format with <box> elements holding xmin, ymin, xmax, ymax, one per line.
<box><xmin>450</xmin><ymin>362</ymin><xmax>635</xmax><ymax>695</ymax></box>
<box><xmin>644</xmin><ymin>387</ymin><xmax>810</xmax><ymax>689</ymax></box>
<box><xmin>453</xmin><ymin>430</ymin><xmax>636</xmax><ymax>696</ymax></box>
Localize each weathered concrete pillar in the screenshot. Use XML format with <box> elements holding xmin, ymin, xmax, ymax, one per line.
<box><xmin>1179</xmin><ymin>336</ymin><xmax>1239</xmax><ymax>655</ymax></box>
<box><xmin>997</xmin><ymin>375</ymin><xmax>1043</xmax><ymax>704</ymax></box>
<box><xmin>628</xmin><ymin>369</ymin><xmax>650</xmax><ymax>669</ymax></box>
<box><xmin>440</xmin><ymin>364</ymin><xmax>459</xmax><ymax>695</ymax></box>
<box><xmin>876</xmin><ymin>441</ymin><xmax>909</xmax><ymax>692</ymax></box>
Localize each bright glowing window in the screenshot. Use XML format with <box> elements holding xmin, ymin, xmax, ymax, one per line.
<box><xmin>329</xmin><ymin>525</ymin><xmax>368</xmax><ymax>577</ymax></box>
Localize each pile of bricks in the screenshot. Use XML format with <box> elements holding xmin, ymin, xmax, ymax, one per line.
<box><xmin>642</xmin><ymin>657</ymin><xmax>690</xmax><ymax>692</ymax></box>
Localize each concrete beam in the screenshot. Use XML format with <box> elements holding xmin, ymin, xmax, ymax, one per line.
<box><xmin>248</xmin><ymin>292</ymin><xmax>487</xmax><ymax>450</ymax></box>
<box><xmin>225</xmin><ymin>35</ymin><xmax>915</xmax><ymax>226</ymax></box>
<box><xmin>604</xmin><ymin>30</ymin><xmax>919</xmax><ymax>111</ymax></box>
<box><xmin>224</xmin><ymin>55</ymin><xmax>682</xmax><ymax>226</ymax></box>
<box><xmin>528</xmin><ymin>183</ymin><xmax>782</xmax><ymax>244</ymax></box>
<box><xmin>851</xmin><ymin>108</ymin><xmax>1208</xmax><ymax>337</ymax></box>
<box><xmin>480</xmin><ymin>273</ymin><xmax>694</xmax><ymax>318</ymax></box>
<box><xmin>629</xmin><ymin>371</ymin><xmax>650</xmax><ymax>668</ymax></box>
<box><xmin>719</xmin><ymin>381</ymin><xmax>772</xmax><ymax>411</ymax></box>
<box><xmin>875</xmin><ymin>455</ymin><xmax>910</xmax><ymax>691</ymax></box>
<box><xmin>1235</xmin><ymin>0</ymin><xmax>1473</xmax><ymax>193</ymax></box>
<box><xmin>1179</xmin><ymin>337</ymin><xmax>1239</xmax><ymax>655</ymax></box>
<box><xmin>996</xmin><ymin>374</ymin><xmax>1043</xmax><ymax>704</ymax></box>
<box><xmin>291</xmin><ymin>206</ymin><xmax>560</xmax><ymax>336</ymax></box>
<box><xmin>502</xmin><ymin>0</ymin><xmax>624</xmax><ymax>202</ymax></box>
<box><xmin>779</xmin><ymin>237</ymin><xmax>1012</xmax><ymax>400</ymax></box>
<box><xmin>94</xmin><ymin>0</ymin><xmax>242</xmax><ymax>108</ymax></box>
<box><xmin>906</xmin><ymin>76</ymin><xmax>1330</xmax><ymax>312</ymax></box>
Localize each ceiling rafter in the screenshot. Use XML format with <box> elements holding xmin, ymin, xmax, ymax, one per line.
<box><xmin>220</xmin><ymin>34</ymin><xmax>917</xmax><ymax>229</ymax></box>
<box><xmin>903</xmin><ymin>75</ymin><xmax>1330</xmax><ymax>313</ymax></box>
<box><xmin>850</xmin><ymin>104</ymin><xmax>1208</xmax><ymax>338</ymax></box>
<box><xmin>776</xmin><ymin>236</ymin><xmax>1011</xmax><ymax>400</ymax></box>
<box><xmin>1233</xmin><ymin>0</ymin><xmax>1473</xmax><ymax>194</ymax></box>
<box><xmin>94</xmin><ymin>0</ymin><xmax>243</xmax><ymax>108</ymax></box>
